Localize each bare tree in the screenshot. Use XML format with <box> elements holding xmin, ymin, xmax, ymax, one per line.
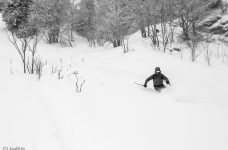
<box><xmin>215</xmin><ymin>42</ymin><xmax>220</xmax><ymax>58</ymax></box>
<box><xmin>30</xmin><ymin>0</ymin><xmax>71</xmax><ymax>44</ymax></box>
<box><xmin>167</xmin><ymin>0</ymin><xmax>178</xmax><ymax>44</ymax></box>
<box><xmin>175</xmin><ymin>0</ymin><xmax>210</xmax><ymax>41</ymax></box>
<box><xmin>140</xmin><ymin>0</ymin><xmax>160</xmax><ymax>45</ymax></box>
<box><xmin>218</xmin><ymin>38</ymin><xmax>228</xmax><ymax>63</ymax></box>
<box><xmin>187</xmin><ymin>35</ymin><xmax>203</xmax><ymax>61</ymax></box>
<box><xmin>34</xmin><ymin>56</ymin><xmax>44</xmax><ymax>80</ymax></box>
<box><xmin>27</xmin><ymin>34</ymin><xmax>43</xmax><ymax>74</ymax></box>
<box><xmin>50</xmin><ymin>62</ymin><xmax>58</xmax><ymax>75</ymax></box>
<box><xmin>159</xmin><ymin>0</ymin><xmax>171</xmax><ymax>52</ymax></box>
<box><xmin>7</xmin><ymin>32</ymin><xmax>32</xmax><ymax>73</ymax></box>
<box><xmin>202</xmin><ymin>42</ymin><xmax>213</xmax><ymax>66</ymax></box>
<box><xmin>96</xmin><ymin>0</ymin><xmax>136</xmax><ymax>48</ymax></box>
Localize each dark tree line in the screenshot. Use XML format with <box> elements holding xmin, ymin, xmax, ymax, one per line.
<box><xmin>2</xmin><ymin>0</ymin><xmax>225</xmax><ymax>47</ymax></box>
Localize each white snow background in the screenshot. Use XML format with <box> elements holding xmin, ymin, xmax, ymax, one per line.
<box><xmin>0</xmin><ymin>13</ymin><xmax>228</xmax><ymax>150</ymax></box>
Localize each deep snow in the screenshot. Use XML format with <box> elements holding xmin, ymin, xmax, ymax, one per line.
<box><xmin>0</xmin><ymin>14</ymin><xmax>228</xmax><ymax>150</ymax></box>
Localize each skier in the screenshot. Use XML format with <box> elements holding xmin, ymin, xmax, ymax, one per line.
<box><xmin>143</xmin><ymin>67</ymin><xmax>170</xmax><ymax>92</ymax></box>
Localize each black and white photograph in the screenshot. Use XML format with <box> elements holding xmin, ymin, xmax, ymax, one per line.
<box><xmin>0</xmin><ymin>0</ymin><xmax>228</xmax><ymax>150</ymax></box>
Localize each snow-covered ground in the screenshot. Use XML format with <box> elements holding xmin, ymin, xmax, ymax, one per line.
<box><xmin>0</xmin><ymin>14</ymin><xmax>228</xmax><ymax>150</ymax></box>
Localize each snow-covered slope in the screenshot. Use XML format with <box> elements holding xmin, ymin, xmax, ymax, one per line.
<box><xmin>0</xmin><ymin>14</ymin><xmax>228</xmax><ymax>150</ymax></box>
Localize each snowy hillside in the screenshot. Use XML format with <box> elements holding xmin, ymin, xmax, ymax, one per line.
<box><xmin>0</xmin><ymin>12</ymin><xmax>228</xmax><ymax>150</ymax></box>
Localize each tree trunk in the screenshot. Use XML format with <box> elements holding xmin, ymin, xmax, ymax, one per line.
<box><xmin>23</xmin><ymin>51</ymin><xmax>26</xmax><ymax>73</ymax></box>
<box><xmin>70</xmin><ymin>28</ymin><xmax>74</xmax><ymax>42</ymax></box>
<box><xmin>48</xmin><ymin>26</ymin><xmax>60</xmax><ymax>44</ymax></box>
<box><xmin>141</xmin><ymin>28</ymin><xmax>147</xmax><ymax>38</ymax></box>
<box><xmin>117</xmin><ymin>39</ymin><xmax>121</xmax><ymax>46</ymax></box>
<box><xmin>113</xmin><ymin>40</ymin><xmax>118</xmax><ymax>47</ymax></box>
<box><xmin>168</xmin><ymin>0</ymin><xmax>174</xmax><ymax>44</ymax></box>
<box><xmin>180</xmin><ymin>16</ymin><xmax>189</xmax><ymax>41</ymax></box>
<box><xmin>151</xmin><ymin>24</ymin><xmax>159</xmax><ymax>46</ymax></box>
<box><xmin>113</xmin><ymin>39</ymin><xmax>121</xmax><ymax>47</ymax></box>
<box><xmin>31</xmin><ymin>57</ymin><xmax>34</xmax><ymax>74</ymax></box>
<box><xmin>54</xmin><ymin>26</ymin><xmax>59</xmax><ymax>43</ymax></box>
<box><xmin>23</xmin><ymin>38</ymin><xmax>27</xmax><ymax>73</ymax></box>
<box><xmin>169</xmin><ymin>22</ymin><xmax>174</xmax><ymax>43</ymax></box>
<box><xmin>192</xmin><ymin>21</ymin><xmax>196</xmax><ymax>36</ymax></box>
<box><xmin>31</xmin><ymin>50</ymin><xmax>36</xmax><ymax>74</ymax></box>
<box><xmin>147</xmin><ymin>26</ymin><xmax>150</xmax><ymax>37</ymax></box>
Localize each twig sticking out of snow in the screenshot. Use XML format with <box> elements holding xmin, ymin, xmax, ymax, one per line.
<box><xmin>35</xmin><ymin>57</ymin><xmax>44</xmax><ymax>80</ymax></box>
<box><xmin>81</xmin><ymin>57</ymin><xmax>84</xmax><ymax>62</ymax></box>
<box><xmin>68</xmin><ymin>71</ymin><xmax>85</xmax><ymax>92</ymax></box>
<box><xmin>57</xmin><ymin>67</ymin><xmax>64</xmax><ymax>79</ymax></box>
<box><xmin>100</xmin><ymin>82</ymin><xmax>105</xmax><ymax>87</ymax></box>
<box><xmin>50</xmin><ymin>63</ymin><xmax>58</xmax><ymax>75</ymax></box>
<box><xmin>10</xmin><ymin>59</ymin><xmax>13</xmax><ymax>74</ymax></box>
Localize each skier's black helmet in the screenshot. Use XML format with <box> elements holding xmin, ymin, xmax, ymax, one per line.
<box><xmin>155</xmin><ymin>67</ymin><xmax>161</xmax><ymax>72</ymax></box>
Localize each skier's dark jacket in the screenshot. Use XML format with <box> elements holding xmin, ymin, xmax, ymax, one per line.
<box><xmin>144</xmin><ymin>72</ymin><xmax>169</xmax><ymax>86</ymax></box>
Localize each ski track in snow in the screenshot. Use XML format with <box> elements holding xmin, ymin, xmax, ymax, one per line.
<box><xmin>0</xmin><ymin>73</ymin><xmax>65</xmax><ymax>150</ymax></box>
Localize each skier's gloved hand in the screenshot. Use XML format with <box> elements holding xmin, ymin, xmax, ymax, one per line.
<box><xmin>144</xmin><ymin>84</ymin><xmax>147</xmax><ymax>88</ymax></box>
<box><xmin>166</xmin><ymin>81</ymin><xmax>170</xmax><ymax>84</ymax></box>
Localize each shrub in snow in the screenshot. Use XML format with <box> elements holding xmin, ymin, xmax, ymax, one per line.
<box><xmin>26</xmin><ymin>34</ymin><xmax>43</xmax><ymax>74</ymax></box>
<box><xmin>68</xmin><ymin>71</ymin><xmax>85</xmax><ymax>92</ymax></box>
<box><xmin>50</xmin><ymin>63</ymin><xmax>58</xmax><ymax>75</ymax></box>
<box><xmin>26</xmin><ymin>57</ymin><xmax>33</xmax><ymax>74</ymax></box>
<box><xmin>34</xmin><ymin>56</ymin><xmax>44</xmax><ymax>80</ymax></box>
<box><xmin>57</xmin><ymin>67</ymin><xmax>64</xmax><ymax>79</ymax></box>
<box><xmin>81</xmin><ymin>57</ymin><xmax>84</xmax><ymax>62</ymax></box>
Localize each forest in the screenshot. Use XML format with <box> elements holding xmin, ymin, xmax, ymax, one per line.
<box><xmin>0</xmin><ymin>0</ymin><xmax>227</xmax><ymax>73</ymax></box>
